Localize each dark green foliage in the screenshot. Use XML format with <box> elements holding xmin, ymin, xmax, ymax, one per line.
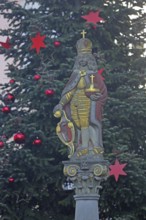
<box><xmin>100</xmin><ymin>153</ymin><xmax>146</xmax><ymax>219</ymax></box>
<box><xmin>0</xmin><ymin>0</ymin><xmax>146</xmax><ymax>219</ymax></box>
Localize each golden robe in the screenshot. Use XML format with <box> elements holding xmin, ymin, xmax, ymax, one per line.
<box><xmin>70</xmin><ymin>76</ymin><xmax>90</xmax><ymax>128</ymax></box>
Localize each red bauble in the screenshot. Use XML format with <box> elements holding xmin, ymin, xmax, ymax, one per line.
<box><xmin>8</xmin><ymin>177</ymin><xmax>15</xmax><ymax>183</ymax></box>
<box><xmin>0</xmin><ymin>141</ymin><xmax>4</xmax><ymax>148</ymax></box>
<box><xmin>4</xmin><ymin>93</ymin><xmax>15</xmax><ymax>103</ymax></box>
<box><xmin>14</xmin><ymin>132</ymin><xmax>26</xmax><ymax>144</ymax></box>
<box><xmin>34</xmin><ymin>74</ymin><xmax>41</xmax><ymax>80</ymax></box>
<box><xmin>2</xmin><ymin>106</ymin><xmax>11</xmax><ymax>113</ymax></box>
<box><xmin>45</xmin><ymin>89</ymin><xmax>55</xmax><ymax>96</ymax></box>
<box><xmin>33</xmin><ymin>138</ymin><xmax>42</xmax><ymax>146</ymax></box>
<box><xmin>9</xmin><ymin>79</ymin><xmax>15</xmax><ymax>84</ymax></box>
<box><xmin>54</xmin><ymin>41</ymin><xmax>61</xmax><ymax>47</ymax></box>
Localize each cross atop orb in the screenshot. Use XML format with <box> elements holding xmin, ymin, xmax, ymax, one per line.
<box><xmin>81</xmin><ymin>30</ymin><xmax>87</xmax><ymax>38</ymax></box>
<box><xmin>90</xmin><ymin>74</ymin><xmax>95</xmax><ymax>83</ymax></box>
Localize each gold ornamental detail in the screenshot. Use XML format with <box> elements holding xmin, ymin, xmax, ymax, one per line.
<box><xmin>63</xmin><ymin>165</ymin><xmax>79</xmax><ymax>177</ymax></box>
<box><xmin>93</xmin><ymin>164</ymin><xmax>103</xmax><ymax>176</ymax></box>
<box><xmin>86</xmin><ymin>75</ymin><xmax>100</xmax><ymax>93</ymax></box>
<box><xmin>93</xmin><ymin>164</ymin><xmax>108</xmax><ymax>176</ymax></box>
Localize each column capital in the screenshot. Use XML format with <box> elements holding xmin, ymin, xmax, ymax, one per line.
<box><xmin>63</xmin><ymin>159</ymin><xmax>109</xmax><ymax>195</ymax></box>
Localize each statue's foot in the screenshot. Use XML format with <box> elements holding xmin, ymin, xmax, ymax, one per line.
<box><xmin>93</xmin><ymin>146</ymin><xmax>104</xmax><ymax>154</ymax></box>
<box><xmin>76</xmin><ymin>146</ymin><xmax>104</xmax><ymax>159</ymax></box>
<box><xmin>77</xmin><ymin>147</ymin><xmax>88</xmax><ymax>157</ymax></box>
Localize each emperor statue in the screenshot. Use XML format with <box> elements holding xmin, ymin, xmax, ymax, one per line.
<box><xmin>53</xmin><ymin>31</ymin><xmax>107</xmax><ymax>159</ymax></box>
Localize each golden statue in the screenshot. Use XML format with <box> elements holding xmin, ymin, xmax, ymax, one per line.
<box><xmin>53</xmin><ymin>32</ymin><xmax>107</xmax><ymax>159</ymax></box>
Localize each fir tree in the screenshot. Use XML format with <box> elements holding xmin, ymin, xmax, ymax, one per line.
<box><xmin>0</xmin><ymin>0</ymin><xmax>146</xmax><ymax>219</ymax></box>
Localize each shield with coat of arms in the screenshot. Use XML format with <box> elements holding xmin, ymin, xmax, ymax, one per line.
<box><xmin>56</xmin><ymin>111</ymin><xmax>75</xmax><ymax>158</ymax></box>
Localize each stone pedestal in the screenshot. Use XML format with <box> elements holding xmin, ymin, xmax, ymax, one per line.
<box><xmin>63</xmin><ymin>158</ymin><xmax>109</xmax><ymax>220</ymax></box>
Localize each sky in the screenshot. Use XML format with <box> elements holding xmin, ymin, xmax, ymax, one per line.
<box><xmin>0</xmin><ymin>14</ymin><xmax>9</xmax><ymax>83</ymax></box>
<box><xmin>0</xmin><ymin>0</ymin><xmax>25</xmax><ymax>83</ymax></box>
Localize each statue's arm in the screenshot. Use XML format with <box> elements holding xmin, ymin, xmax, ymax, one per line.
<box><xmin>53</xmin><ymin>89</ymin><xmax>75</xmax><ymax>117</ymax></box>
<box><xmin>59</xmin><ymin>89</ymin><xmax>75</xmax><ymax>106</ymax></box>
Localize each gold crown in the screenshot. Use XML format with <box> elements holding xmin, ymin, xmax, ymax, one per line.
<box><xmin>76</xmin><ymin>38</ymin><xmax>92</xmax><ymax>54</ymax></box>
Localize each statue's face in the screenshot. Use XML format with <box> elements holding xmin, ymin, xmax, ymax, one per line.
<box><xmin>79</xmin><ymin>58</ymin><xmax>87</xmax><ymax>67</ymax></box>
<box><xmin>73</xmin><ymin>54</ymin><xmax>97</xmax><ymax>73</ymax></box>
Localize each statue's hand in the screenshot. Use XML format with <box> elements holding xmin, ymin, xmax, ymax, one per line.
<box><xmin>53</xmin><ymin>104</ymin><xmax>63</xmax><ymax>118</ymax></box>
<box><xmin>90</xmin><ymin>93</ymin><xmax>101</xmax><ymax>101</ymax></box>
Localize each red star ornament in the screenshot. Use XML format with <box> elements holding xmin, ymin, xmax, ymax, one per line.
<box><xmin>109</xmin><ymin>159</ymin><xmax>127</xmax><ymax>182</ymax></box>
<box><xmin>0</xmin><ymin>37</ymin><xmax>11</xmax><ymax>49</ymax></box>
<box><xmin>81</xmin><ymin>10</ymin><xmax>105</xmax><ymax>25</ymax></box>
<box><xmin>98</xmin><ymin>68</ymin><xmax>105</xmax><ymax>80</ymax></box>
<box><xmin>31</xmin><ymin>32</ymin><xmax>46</xmax><ymax>54</ymax></box>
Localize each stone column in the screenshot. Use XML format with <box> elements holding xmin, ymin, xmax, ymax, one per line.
<box><xmin>63</xmin><ymin>159</ymin><xmax>109</xmax><ymax>220</ymax></box>
<box><xmin>74</xmin><ymin>195</ymin><xmax>100</xmax><ymax>220</ymax></box>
